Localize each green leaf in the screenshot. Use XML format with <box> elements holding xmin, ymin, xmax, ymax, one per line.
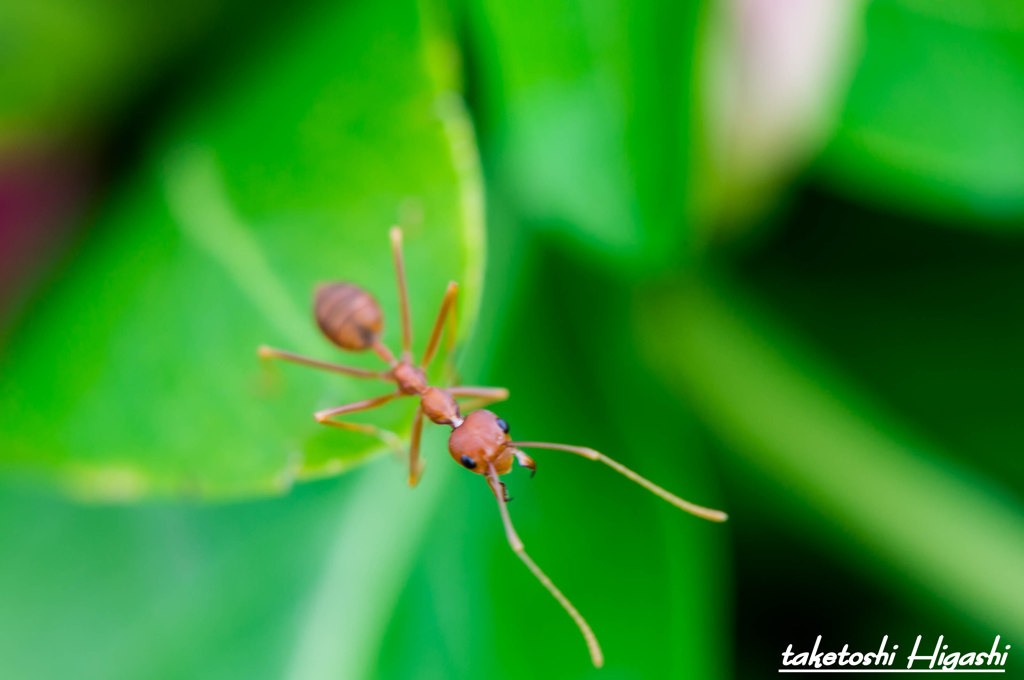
<box><xmin>465</xmin><ymin>0</ymin><xmax>703</xmax><ymax>270</ymax></box>
<box><xmin>0</xmin><ymin>459</ymin><xmax>454</xmax><ymax>680</ymax></box>
<box><xmin>0</xmin><ymin>1</ymin><xmax>232</xmax><ymax>147</ymax></box>
<box><xmin>818</xmin><ymin>1</ymin><xmax>1024</xmax><ymax>221</ymax></box>
<box><xmin>0</xmin><ymin>0</ymin><xmax>484</xmax><ymax>500</ymax></box>
<box><xmin>466</xmin><ymin>1</ymin><xmax>865</xmax><ymax>263</ymax></box>
<box><xmin>643</xmin><ymin>275</ymin><xmax>1024</xmax><ymax>641</ymax></box>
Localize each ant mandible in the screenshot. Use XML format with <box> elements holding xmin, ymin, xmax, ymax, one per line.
<box><xmin>257</xmin><ymin>227</ymin><xmax>728</xmax><ymax>668</ymax></box>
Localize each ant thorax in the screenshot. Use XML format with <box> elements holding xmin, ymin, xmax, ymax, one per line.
<box><xmin>420</xmin><ymin>386</ymin><xmax>462</xmax><ymax>427</ymax></box>
<box><xmin>391</xmin><ymin>362</ymin><xmax>427</xmax><ymax>395</ymax></box>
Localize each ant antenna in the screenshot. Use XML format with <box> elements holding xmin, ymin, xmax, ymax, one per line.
<box><xmin>485</xmin><ymin>467</ymin><xmax>604</xmax><ymax>668</ymax></box>
<box><xmin>508</xmin><ymin>442</ymin><xmax>728</xmax><ymax>523</ymax></box>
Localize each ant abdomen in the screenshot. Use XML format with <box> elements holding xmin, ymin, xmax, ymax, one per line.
<box><xmin>314</xmin><ymin>282</ymin><xmax>383</xmax><ymax>351</ymax></box>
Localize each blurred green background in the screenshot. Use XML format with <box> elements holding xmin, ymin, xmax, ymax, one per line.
<box><xmin>1</xmin><ymin>0</ymin><xmax>1023</xmax><ymax>678</ymax></box>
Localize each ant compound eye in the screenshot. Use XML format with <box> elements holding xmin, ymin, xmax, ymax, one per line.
<box><xmin>496</xmin><ymin>418</ymin><xmax>509</xmax><ymax>434</ymax></box>
<box><xmin>460</xmin><ymin>455</ymin><xmax>477</xmax><ymax>470</ymax></box>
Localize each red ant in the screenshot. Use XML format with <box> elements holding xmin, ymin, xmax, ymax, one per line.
<box><xmin>258</xmin><ymin>227</ymin><xmax>727</xmax><ymax>667</ymax></box>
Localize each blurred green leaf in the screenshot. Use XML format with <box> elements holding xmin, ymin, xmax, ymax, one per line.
<box><xmin>643</xmin><ymin>275</ymin><xmax>1024</xmax><ymax>641</ymax></box>
<box><xmin>0</xmin><ymin>0</ymin><xmax>484</xmax><ymax>500</ymax></box>
<box><xmin>737</xmin><ymin>196</ymin><xmax>1024</xmax><ymax>492</ymax></box>
<box><xmin>0</xmin><ymin>1</ymin><xmax>230</xmax><ymax>148</ymax></box>
<box><xmin>819</xmin><ymin>1</ymin><xmax>1024</xmax><ymax>221</ymax></box>
<box><xmin>465</xmin><ymin>0</ymin><xmax>865</xmax><ymax>265</ymax></box>
<box><xmin>465</xmin><ymin>0</ymin><xmax>703</xmax><ymax>270</ymax></box>
<box><xmin>0</xmin><ymin>459</ymin><xmax>454</xmax><ymax>680</ymax></box>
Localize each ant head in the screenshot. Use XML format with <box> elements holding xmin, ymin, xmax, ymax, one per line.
<box><xmin>448</xmin><ymin>409</ymin><xmax>512</xmax><ymax>475</ymax></box>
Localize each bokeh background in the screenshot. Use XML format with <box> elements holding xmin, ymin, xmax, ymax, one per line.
<box><xmin>2</xmin><ymin>1</ymin><xmax>1023</xmax><ymax>678</ymax></box>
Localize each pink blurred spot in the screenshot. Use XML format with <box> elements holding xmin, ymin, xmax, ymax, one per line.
<box><xmin>0</xmin><ymin>148</ymin><xmax>90</xmax><ymax>311</ymax></box>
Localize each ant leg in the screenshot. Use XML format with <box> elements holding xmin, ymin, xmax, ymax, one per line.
<box><xmin>315</xmin><ymin>392</ymin><xmax>405</xmax><ymax>454</ymax></box>
<box><xmin>390</xmin><ymin>227</ymin><xmax>414</xmax><ymax>362</ymax></box>
<box><xmin>484</xmin><ymin>468</ymin><xmax>604</xmax><ymax>668</ymax></box>
<box><xmin>420</xmin><ymin>281</ymin><xmax>458</xmax><ymax>368</ymax></box>
<box><xmin>448</xmin><ymin>386</ymin><xmax>509</xmax><ymax>411</ymax></box>
<box><xmin>507</xmin><ymin>442</ymin><xmax>729</xmax><ymax>523</ymax></box>
<box><xmin>443</xmin><ymin>279</ymin><xmax>457</xmax><ymax>357</ymax></box>
<box><xmin>257</xmin><ymin>345</ymin><xmax>387</xmax><ymax>380</ymax></box>
<box><xmin>439</xmin><ymin>280</ymin><xmax>459</xmax><ymax>383</ymax></box>
<box><xmin>408</xmin><ymin>406</ymin><xmax>425</xmax><ymax>487</ymax></box>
